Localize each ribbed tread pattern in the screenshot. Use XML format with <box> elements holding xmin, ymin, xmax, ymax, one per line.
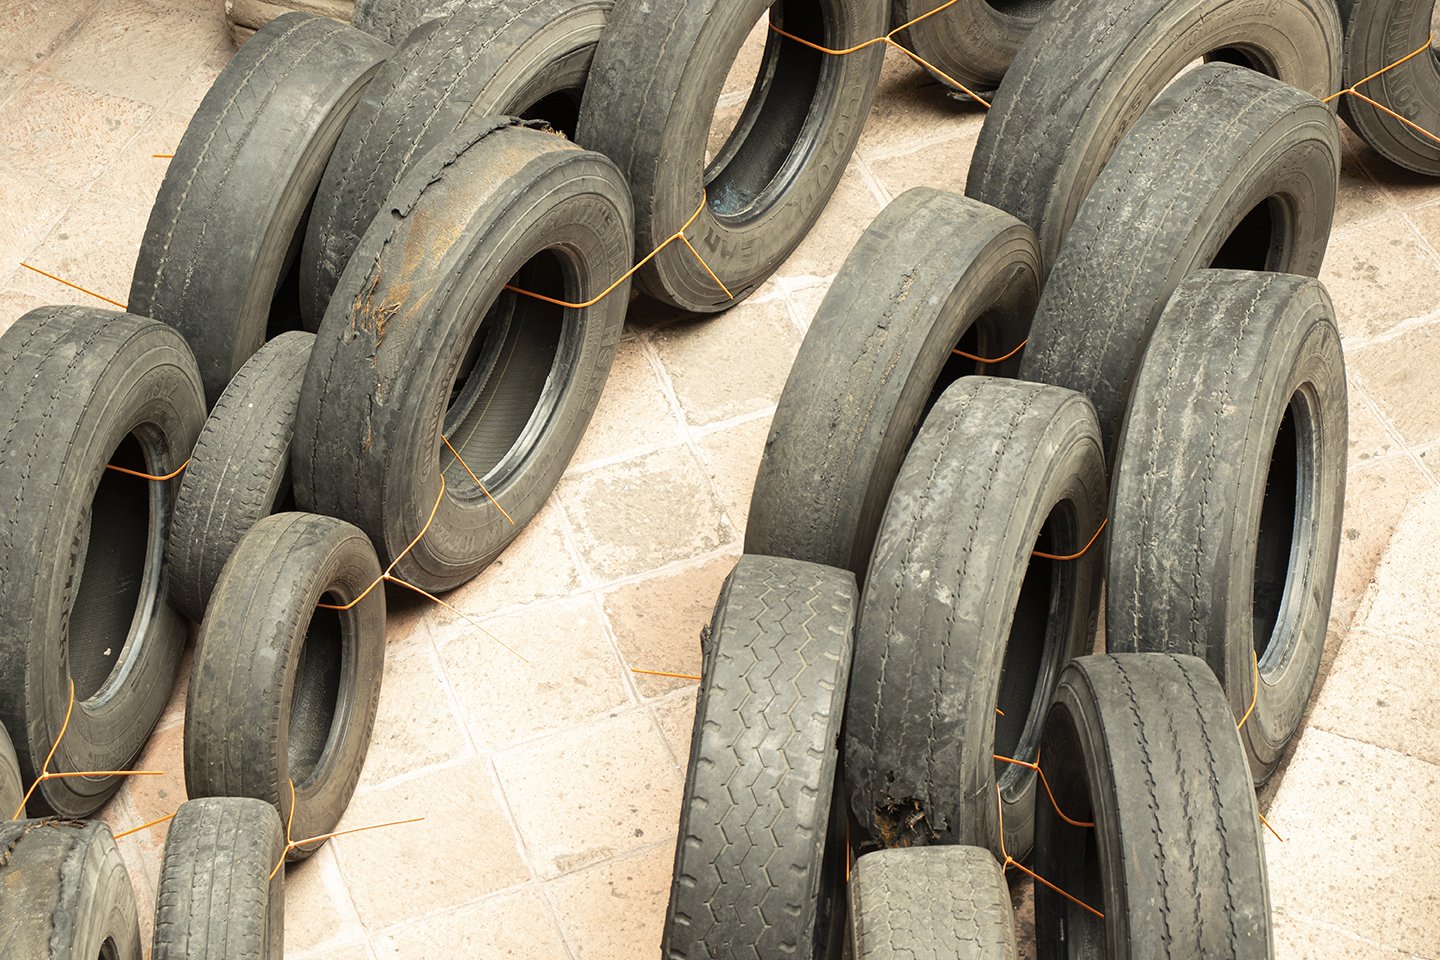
<box><xmin>850</xmin><ymin>847</ymin><xmax>1018</xmax><ymax>960</ymax></box>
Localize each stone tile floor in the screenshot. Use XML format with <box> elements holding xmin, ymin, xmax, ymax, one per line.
<box><xmin>1</xmin><ymin>0</ymin><xmax>1438</xmax><ymax>956</ymax></box>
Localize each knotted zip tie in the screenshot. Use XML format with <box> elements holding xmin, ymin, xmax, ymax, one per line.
<box><xmin>1325</xmin><ymin>34</ymin><xmax>1440</xmax><ymax>148</ymax></box>
<box><xmin>269</xmin><ymin>779</ymin><xmax>424</xmax><ymax>880</ymax></box>
<box><xmin>1033</xmin><ymin>518</ymin><xmax>1107</xmax><ymax>561</ymax></box>
<box><xmin>995</xmin><ymin>782</ymin><xmax>1105</xmax><ymax>918</ymax></box>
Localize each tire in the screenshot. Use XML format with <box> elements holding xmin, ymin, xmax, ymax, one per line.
<box><xmin>128</xmin><ymin>13</ymin><xmax>390</xmax><ymax>407</ymax></box>
<box><xmin>1017</xmin><ymin>64</ymin><xmax>1340</xmax><ymax>458</ymax></box>
<box><xmin>1107</xmin><ymin>270</ymin><xmax>1345</xmax><ymax>784</ymax></box>
<box><xmin>850</xmin><ymin>847</ymin><xmax>1019</xmax><ymax>960</ymax></box>
<box><xmin>302</xmin><ymin>0</ymin><xmax>610</xmax><ymax>326</ymax></box>
<box><xmin>0</xmin><ymin>307</ymin><xmax>204</xmax><ymax>818</ymax></box>
<box><xmin>891</xmin><ymin>0</ymin><xmax>1053</xmax><ymax>94</ymax></box>
<box><xmin>184</xmin><ymin>513</ymin><xmax>385</xmax><ymax>861</ymax></box>
<box><xmin>1337</xmin><ymin>0</ymin><xmax>1440</xmax><ymax>174</ymax></box>
<box><xmin>152</xmin><ymin>798</ymin><xmax>286</xmax><ymax>960</ymax></box>
<box><xmin>0</xmin><ymin>819</ymin><xmax>141</xmax><ymax>960</ymax></box>
<box><xmin>351</xmin><ymin>0</ymin><xmax>459</xmax><ymax>43</ymax></box>
<box><xmin>0</xmin><ymin>721</ymin><xmax>24</xmax><ymax>819</ymax></box>
<box><xmin>966</xmin><ymin>0</ymin><xmax>1341</xmax><ymax>270</ymax></box>
<box><xmin>745</xmin><ymin>188</ymin><xmax>1040</xmax><ymax>578</ymax></box>
<box><xmin>663</xmin><ymin>554</ymin><xmax>857</xmax><ymax>960</ymax></box>
<box><xmin>845</xmin><ymin>377</ymin><xmax>1106</xmax><ymax>862</ymax></box>
<box><xmin>575</xmin><ymin>0</ymin><xmax>886</xmax><ymax>312</ymax></box>
<box><xmin>294</xmin><ymin>122</ymin><xmax>632</xmax><ymax>592</ymax></box>
<box><xmin>167</xmin><ymin>331</ymin><xmax>315</xmax><ymax>623</ymax></box>
<box><xmin>1033</xmin><ymin>654</ymin><xmax>1271</xmax><ymax>959</ymax></box>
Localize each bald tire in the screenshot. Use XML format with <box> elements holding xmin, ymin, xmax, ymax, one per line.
<box><xmin>1337</xmin><ymin>0</ymin><xmax>1440</xmax><ymax>174</ymax></box>
<box><xmin>891</xmin><ymin>0</ymin><xmax>1052</xmax><ymax>93</ymax></box>
<box><xmin>850</xmin><ymin>847</ymin><xmax>1019</xmax><ymax>960</ymax></box>
<box><xmin>0</xmin><ymin>721</ymin><xmax>22</xmax><ymax>819</ymax></box>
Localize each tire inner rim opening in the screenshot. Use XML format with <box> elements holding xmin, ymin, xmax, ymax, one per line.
<box><xmin>289</xmin><ymin>596</ymin><xmax>346</xmax><ymax>789</ymax></box>
<box><xmin>1252</xmin><ymin>388</ymin><xmax>1316</xmax><ymax>680</ymax></box>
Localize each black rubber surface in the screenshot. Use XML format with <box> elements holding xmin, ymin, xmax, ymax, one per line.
<box><xmin>1018</xmin><ymin>64</ymin><xmax>1340</xmax><ymax>458</ymax></box>
<box><xmin>892</xmin><ymin>0</ymin><xmax>1053</xmax><ymax>93</ymax></box>
<box><xmin>0</xmin><ymin>720</ymin><xmax>23</xmax><ymax>820</ymax></box>
<box><xmin>663</xmin><ymin>554</ymin><xmax>857</xmax><ymax>960</ymax></box>
<box><xmin>1336</xmin><ymin>0</ymin><xmax>1440</xmax><ymax>174</ymax></box>
<box><xmin>576</xmin><ymin>0</ymin><xmax>885</xmax><ymax>311</ymax></box>
<box><xmin>184</xmin><ymin>512</ymin><xmax>385</xmax><ymax>861</ymax></box>
<box><xmin>295</xmin><ymin>121</ymin><xmax>632</xmax><ymax>593</ymax></box>
<box><xmin>167</xmin><ymin>331</ymin><xmax>314</xmax><ymax>623</ymax></box>
<box><xmin>153</xmin><ymin>797</ymin><xmax>286</xmax><ymax>960</ymax></box>
<box><xmin>850</xmin><ymin>847</ymin><xmax>1019</xmax><ymax>960</ymax></box>
<box><xmin>129</xmin><ymin>13</ymin><xmax>390</xmax><ymax>405</ymax></box>
<box><xmin>1034</xmin><ymin>654</ymin><xmax>1271</xmax><ymax>959</ymax></box>
<box><xmin>352</xmin><ymin>0</ymin><xmax>462</xmax><ymax>44</ymax></box>
<box><xmin>0</xmin><ymin>307</ymin><xmax>204</xmax><ymax>818</ymax></box>
<box><xmin>746</xmin><ymin>188</ymin><xmax>1039</xmax><ymax>578</ymax></box>
<box><xmin>845</xmin><ymin>377</ymin><xmax>1105</xmax><ymax>862</ymax></box>
<box><xmin>1108</xmin><ymin>270</ymin><xmax>1346</xmax><ymax>784</ymax></box>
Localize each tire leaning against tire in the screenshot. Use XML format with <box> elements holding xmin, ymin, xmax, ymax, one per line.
<box><xmin>294</xmin><ymin>121</ymin><xmax>632</xmax><ymax>592</ymax></box>
<box><xmin>1018</xmin><ymin>63</ymin><xmax>1340</xmax><ymax>458</ymax></box>
<box><xmin>1033</xmin><ymin>654</ymin><xmax>1271</xmax><ymax>959</ymax></box>
<box><xmin>0</xmin><ymin>819</ymin><xmax>141</xmax><ymax>960</ymax></box>
<box><xmin>129</xmin><ymin>13</ymin><xmax>390</xmax><ymax>406</ymax></box>
<box><xmin>166</xmin><ymin>331</ymin><xmax>315</xmax><ymax>623</ymax></box>
<box><xmin>184</xmin><ymin>513</ymin><xmax>385</xmax><ymax>861</ymax></box>
<box><xmin>576</xmin><ymin>0</ymin><xmax>886</xmax><ymax>312</ymax></box>
<box><xmin>152</xmin><ymin>798</ymin><xmax>287</xmax><ymax>960</ymax></box>
<box><xmin>1336</xmin><ymin>0</ymin><xmax>1440</xmax><ymax>175</ymax></box>
<box><xmin>351</xmin><ymin>0</ymin><xmax>460</xmax><ymax>43</ymax></box>
<box><xmin>850</xmin><ymin>847</ymin><xmax>1019</xmax><ymax>960</ymax></box>
<box><xmin>891</xmin><ymin>0</ymin><xmax>1053</xmax><ymax>94</ymax></box>
<box><xmin>663</xmin><ymin>554</ymin><xmax>857</xmax><ymax>960</ymax></box>
<box><xmin>302</xmin><ymin>0</ymin><xmax>611</xmax><ymax>326</ymax></box>
<box><xmin>0</xmin><ymin>307</ymin><xmax>204</xmax><ymax>818</ymax></box>
<box><xmin>746</xmin><ymin>188</ymin><xmax>1040</xmax><ymax>578</ymax></box>
<box><xmin>966</xmin><ymin>0</ymin><xmax>1341</xmax><ymax>270</ymax></box>
<box><xmin>845</xmin><ymin>377</ymin><xmax>1106</xmax><ymax>861</ymax></box>
<box><xmin>1108</xmin><ymin>270</ymin><xmax>1346</xmax><ymax>784</ymax></box>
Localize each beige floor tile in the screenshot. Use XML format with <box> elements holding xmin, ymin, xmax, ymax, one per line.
<box><xmin>695</xmin><ymin>414</ymin><xmax>771</xmax><ymax>527</ymax></box>
<box><xmin>283</xmin><ymin>846</ymin><xmax>365</xmax><ymax>956</ymax></box>
<box><xmin>0</xmin><ymin>176</ymin><xmax>77</xmax><ymax>287</ymax></box>
<box><xmin>601</xmin><ymin>554</ymin><xmax>733</xmax><ymax>698</ymax></box>
<box><xmin>858</xmin><ymin>55</ymin><xmax>979</xmax><ymax>160</ymax></box>
<box><xmin>123</xmin><ymin>718</ymin><xmax>186</xmax><ymax>848</ymax></box>
<box><xmin>434</xmin><ymin>501</ymin><xmax>583</xmax><ymax>620</ymax></box>
<box><xmin>570</xmin><ymin>338</ymin><xmax>681</xmax><ymax>467</ymax></box>
<box><xmin>651</xmin><ymin>297</ymin><xmax>798</xmax><ymax>426</ymax></box>
<box><xmin>1348</xmin><ymin>386</ymin><xmax>1403</xmax><ymax>467</ymax></box>
<box><xmin>89</xmin><ymin>109</ymin><xmax>192</xmax><ymax>210</ymax></box>
<box><xmin>0</xmin><ymin>69</ymin><xmax>23</xmax><ymax>108</ymax></box>
<box><xmin>9</xmin><ymin>191</ymin><xmax>144</xmax><ymax>308</ymax></box>
<box><xmin>1361</xmin><ymin>141</ymin><xmax>1440</xmax><ymax>210</ymax></box>
<box><xmin>1309</xmin><ymin>628</ymin><xmax>1440</xmax><ymax>767</ymax></box>
<box><xmin>1351</xmin><ymin>324</ymin><xmax>1440</xmax><ymax>447</ymax></box>
<box><xmin>1334</xmin><ymin>130</ymin><xmax>1396</xmax><ymax>232</ymax></box>
<box><xmin>0</xmin><ymin>75</ymin><xmax>151</xmax><ymax>192</ymax></box>
<box><xmin>163</xmin><ymin>35</ymin><xmax>232</xmax><ymax>122</ymax></box>
<box><xmin>357</xmin><ymin>644</ymin><xmax>470</xmax><ymax>788</ymax></box>
<box><xmin>371</xmin><ymin>887</ymin><xmax>569</xmax><ymax>960</ymax></box>
<box><xmin>547</xmin><ymin>842</ymin><xmax>673</xmax><ymax>960</ymax></box>
<box><xmin>558</xmin><ymin>445</ymin><xmax>734</xmax><ymax>584</ymax></box>
<box><xmin>1330</xmin><ymin>458</ymin><xmax>1430</xmax><ymax>629</ymax></box>
<box><xmin>332</xmin><ymin>759</ymin><xmax>529</xmax><ymax>931</ymax></box>
<box><xmin>433</xmin><ymin>594</ymin><xmax>631</xmax><ymax>750</ymax></box>
<box><xmin>493</xmin><ymin>708</ymin><xmax>683</xmax><ymax>879</ymax></box>
<box><xmin>0</xmin><ymin>0</ymin><xmax>100</xmax><ymax>66</ymax></box>
<box><xmin>296</xmin><ymin>942</ymin><xmax>375</xmax><ymax>960</ymax></box>
<box><xmin>650</xmin><ymin>691</ymin><xmax>697</xmax><ymax>768</ymax></box>
<box><xmin>1273</xmin><ymin>910</ymin><xmax>1412</xmax><ymax>960</ymax></box>
<box><xmin>1350</xmin><ymin>489</ymin><xmax>1440</xmax><ymax>644</ymax></box>
<box><xmin>777</xmin><ymin>162</ymin><xmax>884</xmax><ymax>280</ymax></box>
<box><xmin>867</xmin><ymin>124</ymin><xmax>982</xmax><ymax>202</ymax></box>
<box><xmin>1321</xmin><ymin>215</ymin><xmax>1440</xmax><ymax>339</ymax></box>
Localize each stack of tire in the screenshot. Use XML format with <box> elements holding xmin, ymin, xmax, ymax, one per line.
<box><xmin>664</xmin><ymin>0</ymin><xmax>1354</xmax><ymax>957</ymax></box>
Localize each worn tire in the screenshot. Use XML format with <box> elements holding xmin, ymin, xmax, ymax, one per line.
<box><xmin>1033</xmin><ymin>654</ymin><xmax>1271</xmax><ymax>958</ymax></box>
<box><xmin>576</xmin><ymin>0</ymin><xmax>885</xmax><ymax>312</ymax></box>
<box><xmin>1336</xmin><ymin>0</ymin><xmax>1440</xmax><ymax>174</ymax></box>
<box><xmin>302</xmin><ymin>0</ymin><xmax>609</xmax><ymax>325</ymax></box>
<box><xmin>129</xmin><ymin>13</ymin><xmax>389</xmax><ymax>406</ymax></box>
<box><xmin>663</xmin><ymin>554</ymin><xmax>857</xmax><ymax>960</ymax></box>
<box><xmin>966</xmin><ymin>0</ymin><xmax>1340</xmax><ymax>269</ymax></box>
<box><xmin>0</xmin><ymin>307</ymin><xmax>204</xmax><ymax>818</ymax></box>
<box><xmin>295</xmin><ymin>121</ymin><xmax>632</xmax><ymax>592</ymax></box>
<box><xmin>0</xmin><ymin>721</ymin><xmax>24</xmax><ymax>820</ymax></box>
<box><xmin>850</xmin><ymin>847</ymin><xmax>1019</xmax><ymax>960</ymax></box>
<box><xmin>746</xmin><ymin>188</ymin><xmax>1039</xmax><ymax>578</ymax></box>
<box><xmin>152</xmin><ymin>797</ymin><xmax>286</xmax><ymax>960</ymax></box>
<box><xmin>1108</xmin><ymin>271</ymin><xmax>1345</xmax><ymax>784</ymax></box>
<box><xmin>1018</xmin><ymin>64</ymin><xmax>1339</xmax><ymax>458</ymax></box>
<box><xmin>351</xmin><ymin>0</ymin><xmax>459</xmax><ymax>43</ymax></box>
<box><xmin>891</xmin><ymin>0</ymin><xmax>1053</xmax><ymax>93</ymax></box>
<box><xmin>184</xmin><ymin>513</ymin><xmax>385</xmax><ymax>861</ymax></box>
<box><xmin>0</xmin><ymin>819</ymin><xmax>141</xmax><ymax>960</ymax></box>
<box><xmin>167</xmin><ymin>331</ymin><xmax>314</xmax><ymax>623</ymax></box>
<box><xmin>845</xmin><ymin>377</ymin><xmax>1105</xmax><ymax>861</ymax></box>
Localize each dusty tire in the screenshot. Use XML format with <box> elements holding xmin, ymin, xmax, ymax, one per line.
<box><xmin>746</xmin><ymin>188</ymin><xmax>1040</xmax><ymax>578</ymax></box>
<box><xmin>302</xmin><ymin>0</ymin><xmax>609</xmax><ymax>325</ymax></box>
<box><xmin>0</xmin><ymin>721</ymin><xmax>24</xmax><ymax>819</ymax></box>
<box><xmin>576</xmin><ymin>0</ymin><xmax>885</xmax><ymax>312</ymax></box>
<box><xmin>850</xmin><ymin>847</ymin><xmax>1019</xmax><ymax>960</ymax></box>
<box><xmin>845</xmin><ymin>377</ymin><xmax>1105</xmax><ymax>861</ymax></box>
<box><xmin>1107</xmin><ymin>270</ymin><xmax>1345</xmax><ymax>784</ymax></box>
<box><xmin>184</xmin><ymin>513</ymin><xmax>385</xmax><ymax>861</ymax></box>
<box><xmin>966</xmin><ymin>0</ymin><xmax>1341</xmax><ymax>269</ymax></box>
<box><xmin>1033</xmin><ymin>654</ymin><xmax>1271</xmax><ymax>958</ymax></box>
<box><xmin>663</xmin><ymin>555</ymin><xmax>857</xmax><ymax>960</ymax></box>
<box><xmin>0</xmin><ymin>819</ymin><xmax>141</xmax><ymax>960</ymax></box>
<box><xmin>129</xmin><ymin>13</ymin><xmax>389</xmax><ymax>406</ymax></box>
<box><xmin>891</xmin><ymin>0</ymin><xmax>1053</xmax><ymax>93</ymax></box>
<box><xmin>0</xmin><ymin>307</ymin><xmax>204</xmax><ymax>818</ymax></box>
<box><xmin>351</xmin><ymin>0</ymin><xmax>459</xmax><ymax>43</ymax></box>
<box><xmin>152</xmin><ymin>797</ymin><xmax>286</xmax><ymax>960</ymax></box>
<box><xmin>1018</xmin><ymin>64</ymin><xmax>1339</xmax><ymax>457</ymax></box>
<box><xmin>166</xmin><ymin>331</ymin><xmax>315</xmax><ymax>623</ymax></box>
<box><xmin>294</xmin><ymin>122</ymin><xmax>632</xmax><ymax>592</ymax></box>
<box><xmin>1336</xmin><ymin>0</ymin><xmax>1440</xmax><ymax>174</ymax></box>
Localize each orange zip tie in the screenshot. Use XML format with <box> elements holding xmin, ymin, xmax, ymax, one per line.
<box><xmin>11</xmin><ymin>679</ymin><xmax>164</xmax><ymax>820</ymax></box>
<box><xmin>953</xmin><ymin>338</ymin><xmax>1027</xmax><ymax>365</ymax></box>
<box><xmin>768</xmin><ymin>0</ymin><xmax>990</xmax><ymax>109</ymax></box>
<box><xmin>1032</xmin><ymin>518</ymin><xmax>1107</xmax><ymax>561</ymax></box>
<box><xmin>1258</xmin><ymin>811</ymin><xmax>1284</xmax><ymax>843</ymax></box>
<box><xmin>440</xmin><ymin>434</ymin><xmax>514</xmax><ymax>525</ymax></box>
<box><xmin>153</xmin><ymin>154</ymin><xmax>174</xmax><ymax>159</ymax></box>
<box><xmin>19</xmin><ymin>263</ymin><xmax>127</xmax><ymax>310</ymax></box>
<box><xmin>1236</xmin><ymin>648</ymin><xmax>1260</xmax><ymax>732</ymax></box>
<box><xmin>1323</xmin><ymin>34</ymin><xmax>1440</xmax><ymax>148</ymax></box>
<box><xmin>113</xmin><ymin>812</ymin><xmax>175</xmax><ymax>840</ymax></box>
<box><xmin>505</xmin><ymin>193</ymin><xmax>734</xmax><ymax>309</ymax></box>
<box><xmin>268</xmin><ymin>779</ymin><xmax>424</xmax><ymax>880</ymax></box>
<box><xmin>105</xmin><ymin>459</ymin><xmax>189</xmax><ymax>482</ymax></box>
<box><xmin>631</xmin><ymin>668</ymin><xmax>701</xmax><ymax>681</ymax></box>
<box><xmin>995</xmin><ymin>783</ymin><xmax>1104</xmax><ymax>919</ymax></box>
<box><xmin>994</xmin><ymin>750</ymin><xmax>1094</xmax><ymax>829</ymax></box>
